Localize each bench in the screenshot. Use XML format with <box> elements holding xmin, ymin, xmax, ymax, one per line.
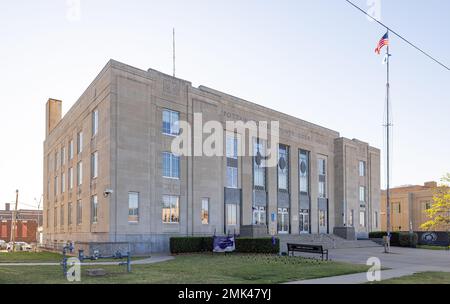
<box><xmin>287</xmin><ymin>243</ymin><xmax>329</xmax><ymax>261</ymax></box>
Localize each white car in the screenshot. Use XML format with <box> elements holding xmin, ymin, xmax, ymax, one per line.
<box><xmin>6</xmin><ymin>242</ymin><xmax>32</xmax><ymax>251</ymax></box>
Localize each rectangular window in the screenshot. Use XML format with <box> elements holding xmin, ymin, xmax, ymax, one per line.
<box><xmin>60</xmin><ymin>205</ymin><xmax>64</xmax><ymax>226</ymax></box>
<box><xmin>359</xmin><ymin>161</ymin><xmax>366</xmax><ymax>177</ymax></box>
<box><xmin>424</xmin><ymin>201</ymin><xmax>432</xmax><ymax>210</ymax></box>
<box><xmin>61</xmin><ymin>147</ymin><xmax>65</xmax><ymax>166</ymax></box>
<box><xmin>54</xmin><ymin>207</ymin><xmax>57</xmax><ymax>228</ymax></box>
<box><xmin>91</xmin><ymin>195</ymin><xmax>98</xmax><ymax>224</ymax></box>
<box><xmin>319</xmin><ymin>210</ymin><xmax>326</xmax><ymax>227</ymax></box>
<box><xmin>318</xmin><ymin>158</ymin><xmax>327</xmax><ymax>198</ymax></box>
<box><xmin>393</xmin><ymin>202</ymin><xmax>401</xmax><ymax>214</ymax></box>
<box><xmin>349</xmin><ymin>209</ymin><xmax>354</xmax><ymax>227</ymax></box>
<box><xmin>252</xmin><ymin>206</ymin><xmax>266</xmax><ymax>225</ymax></box>
<box><xmin>69</xmin><ymin>167</ymin><xmax>73</xmax><ymax>190</ymax></box>
<box><xmin>360</xmin><ymin>211</ymin><xmax>366</xmax><ymax>227</ymax></box>
<box><xmin>226</xmin><ymin>133</ymin><xmax>239</xmax><ymax>189</ymax></box>
<box><xmin>91</xmin><ymin>152</ymin><xmax>98</xmax><ymax>179</ymax></box>
<box><xmin>162</xmin><ymin>195</ymin><xmax>179</xmax><ymax>223</ymax></box>
<box><xmin>21</xmin><ymin>223</ymin><xmax>27</xmax><ymax>238</ymax></box>
<box><xmin>278</xmin><ymin>144</ymin><xmax>289</xmax><ymax>190</ymax></box>
<box><xmin>92</xmin><ymin>109</ymin><xmax>99</xmax><ymax>136</ymax></box>
<box><xmin>54</xmin><ymin>176</ymin><xmax>58</xmax><ymax>196</ymax></box>
<box><xmin>128</xmin><ymin>192</ymin><xmax>139</xmax><ymax>223</ymax></box>
<box><xmin>76</xmin><ymin>200</ymin><xmax>82</xmax><ymax>225</ymax></box>
<box><xmin>253</xmin><ymin>138</ymin><xmax>266</xmax><ymax>188</ymax></box>
<box><xmin>226</xmin><ymin>204</ymin><xmax>237</xmax><ymax>226</ymax></box>
<box><xmin>69</xmin><ymin>140</ymin><xmax>74</xmax><ymax>160</ymax></box>
<box><xmin>77</xmin><ymin>161</ymin><xmax>83</xmax><ymax>186</ymax></box>
<box><xmin>299</xmin><ymin>150</ymin><xmax>310</xmax><ymax>194</ymax></box>
<box><xmin>46</xmin><ymin>209</ymin><xmax>49</xmax><ymax>228</ymax></box>
<box><xmin>226</xmin><ymin>167</ymin><xmax>238</xmax><ymax>189</ymax></box>
<box><xmin>68</xmin><ymin>202</ymin><xmax>72</xmax><ymax>226</ymax></box>
<box><xmin>55</xmin><ymin>151</ymin><xmax>58</xmax><ymax>170</ymax></box>
<box><xmin>162</xmin><ymin>152</ymin><xmax>180</xmax><ymax>179</ymax></box>
<box><xmin>162</xmin><ymin>109</ymin><xmax>180</xmax><ymax>136</ymax></box>
<box><xmin>375</xmin><ymin>211</ymin><xmax>378</xmax><ymax>228</ymax></box>
<box><xmin>226</xmin><ymin>134</ymin><xmax>238</xmax><ymax>159</ymax></box>
<box><xmin>61</xmin><ymin>173</ymin><xmax>65</xmax><ymax>194</ymax></box>
<box><xmin>359</xmin><ymin>186</ymin><xmax>366</xmax><ymax>203</ymax></box>
<box><xmin>201</xmin><ymin>198</ymin><xmax>209</xmax><ymax>225</ymax></box>
<box><xmin>77</xmin><ymin>131</ymin><xmax>83</xmax><ymax>154</ymax></box>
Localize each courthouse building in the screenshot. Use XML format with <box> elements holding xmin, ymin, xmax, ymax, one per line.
<box><xmin>43</xmin><ymin>60</ymin><xmax>380</xmax><ymax>253</ymax></box>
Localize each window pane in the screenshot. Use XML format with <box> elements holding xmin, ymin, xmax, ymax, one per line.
<box><xmin>299</xmin><ymin>151</ymin><xmax>309</xmax><ymax>193</ymax></box>
<box><xmin>201</xmin><ymin>198</ymin><xmax>209</xmax><ymax>225</ymax></box>
<box><xmin>128</xmin><ymin>192</ymin><xmax>139</xmax><ymax>221</ymax></box>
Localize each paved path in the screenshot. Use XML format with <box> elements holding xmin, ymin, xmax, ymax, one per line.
<box><xmin>287</xmin><ymin>246</ymin><xmax>450</xmax><ymax>284</ymax></box>
<box><xmin>0</xmin><ymin>255</ymin><xmax>174</xmax><ymax>267</ymax></box>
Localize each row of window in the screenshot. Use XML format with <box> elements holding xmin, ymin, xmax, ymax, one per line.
<box><xmin>51</xmin><ymin>109</ymin><xmax>98</xmax><ymax>172</ymax></box>
<box><xmin>51</xmin><ymin>152</ymin><xmax>98</xmax><ymax>196</ymax></box>
<box><xmin>47</xmin><ymin>194</ymin><xmax>213</xmax><ymax>227</ymax></box>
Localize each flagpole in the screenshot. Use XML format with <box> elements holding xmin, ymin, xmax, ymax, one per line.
<box><xmin>385</xmin><ymin>29</ymin><xmax>391</xmax><ymax>253</ymax></box>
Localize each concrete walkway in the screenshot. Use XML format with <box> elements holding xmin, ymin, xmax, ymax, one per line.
<box><xmin>287</xmin><ymin>246</ymin><xmax>450</xmax><ymax>284</ymax></box>
<box><xmin>0</xmin><ymin>255</ymin><xmax>174</xmax><ymax>267</ymax></box>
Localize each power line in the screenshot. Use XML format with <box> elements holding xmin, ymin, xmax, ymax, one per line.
<box><xmin>345</xmin><ymin>0</ymin><xmax>450</xmax><ymax>71</ymax></box>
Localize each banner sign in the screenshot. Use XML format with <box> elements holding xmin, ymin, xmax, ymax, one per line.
<box><xmin>213</xmin><ymin>235</ymin><xmax>235</xmax><ymax>253</ymax></box>
<box><xmin>417</xmin><ymin>231</ymin><xmax>450</xmax><ymax>247</ymax></box>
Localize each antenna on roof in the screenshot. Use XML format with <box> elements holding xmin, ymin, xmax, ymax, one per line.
<box><xmin>173</xmin><ymin>27</ymin><xmax>176</xmax><ymax>77</ymax></box>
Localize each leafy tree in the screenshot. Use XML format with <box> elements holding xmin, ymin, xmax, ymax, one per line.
<box><xmin>421</xmin><ymin>174</ymin><xmax>450</xmax><ymax>231</ymax></box>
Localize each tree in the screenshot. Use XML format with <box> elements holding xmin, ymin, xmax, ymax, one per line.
<box><xmin>421</xmin><ymin>174</ymin><xmax>450</xmax><ymax>231</ymax></box>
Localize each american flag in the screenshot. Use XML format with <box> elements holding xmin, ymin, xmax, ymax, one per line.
<box><xmin>375</xmin><ymin>32</ymin><xmax>389</xmax><ymax>55</ymax></box>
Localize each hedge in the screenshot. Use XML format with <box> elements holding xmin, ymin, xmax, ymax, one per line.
<box><xmin>170</xmin><ymin>236</ymin><xmax>279</xmax><ymax>254</ymax></box>
<box><xmin>235</xmin><ymin>238</ymin><xmax>280</xmax><ymax>254</ymax></box>
<box><xmin>170</xmin><ymin>237</ymin><xmax>213</xmax><ymax>254</ymax></box>
<box><xmin>369</xmin><ymin>231</ymin><xmax>418</xmax><ymax>247</ymax></box>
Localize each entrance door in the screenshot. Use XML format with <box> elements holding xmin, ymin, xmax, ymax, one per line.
<box><xmin>277</xmin><ymin>208</ymin><xmax>289</xmax><ymax>234</ymax></box>
<box><xmin>319</xmin><ymin>209</ymin><xmax>328</xmax><ymax>234</ymax></box>
<box><xmin>299</xmin><ymin>210</ymin><xmax>310</xmax><ymax>234</ymax></box>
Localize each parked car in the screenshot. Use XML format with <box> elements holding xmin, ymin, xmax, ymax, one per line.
<box><xmin>6</xmin><ymin>242</ymin><xmax>32</xmax><ymax>251</ymax></box>
<box><xmin>0</xmin><ymin>240</ymin><xmax>6</xmax><ymax>250</ymax></box>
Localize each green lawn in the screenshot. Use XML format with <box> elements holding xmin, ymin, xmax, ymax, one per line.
<box><xmin>417</xmin><ymin>245</ymin><xmax>450</xmax><ymax>251</ymax></box>
<box><xmin>379</xmin><ymin>272</ymin><xmax>450</xmax><ymax>284</ymax></box>
<box><xmin>0</xmin><ymin>251</ymin><xmax>63</xmax><ymax>263</ymax></box>
<box><xmin>0</xmin><ymin>251</ymin><xmax>147</xmax><ymax>263</ymax></box>
<box><xmin>0</xmin><ymin>253</ymin><xmax>370</xmax><ymax>284</ymax></box>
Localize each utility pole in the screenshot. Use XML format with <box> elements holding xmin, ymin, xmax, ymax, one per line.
<box><xmin>10</xmin><ymin>190</ymin><xmax>19</xmax><ymax>252</ymax></box>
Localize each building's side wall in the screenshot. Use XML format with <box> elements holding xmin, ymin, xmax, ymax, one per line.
<box><xmin>43</xmin><ymin>65</ymin><xmax>113</xmax><ymax>248</ymax></box>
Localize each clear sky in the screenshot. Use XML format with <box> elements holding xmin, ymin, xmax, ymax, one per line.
<box><xmin>1</xmin><ymin>0</ymin><xmax>449</xmax><ymax>209</ymax></box>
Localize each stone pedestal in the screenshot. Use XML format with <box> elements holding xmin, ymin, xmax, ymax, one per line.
<box><xmin>333</xmin><ymin>227</ymin><xmax>356</xmax><ymax>240</ymax></box>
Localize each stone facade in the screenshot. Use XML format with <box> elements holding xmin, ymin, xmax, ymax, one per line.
<box><xmin>381</xmin><ymin>182</ymin><xmax>440</xmax><ymax>232</ymax></box>
<box><xmin>43</xmin><ymin>60</ymin><xmax>381</xmax><ymax>254</ymax></box>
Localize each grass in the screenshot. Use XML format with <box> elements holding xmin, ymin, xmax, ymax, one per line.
<box><xmin>378</xmin><ymin>272</ymin><xmax>450</xmax><ymax>284</ymax></box>
<box><xmin>0</xmin><ymin>251</ymin><xmax>147</xmax><ymax>263</ymax></box>
<box><xmin>417</xmin><ymin>245</ymin><xmax>450</xmax><ymax>251</ymax></box>
<box><xmin>0</xmin><ymin>253</ymin><xmax>370</xmax><ymax>284</ymax></box>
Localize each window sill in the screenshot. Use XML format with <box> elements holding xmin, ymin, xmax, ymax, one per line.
<box><xmin>162</xmin><ymin>132</ymin><xmax>180</xmax><ymax>137</ymax></box>
<box><xmin>163</xmin><ymin>176</ymin><xmax>180</xmax><ymax>180</ymax></box>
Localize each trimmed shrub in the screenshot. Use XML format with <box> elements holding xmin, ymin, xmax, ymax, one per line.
<box><xmin>368</xmin><ymin>231</ymin><xmax>401</xmax><ymax>246</ymax></box>
<box><xmin>170</xmin><ymin>237</ymin><xmax>279</xmax><ymax>254</ymax></box>
<box><xmin>398</xmin><ymin>232</ymin><xmax>418</xmax><ymax>248</ymax></box>
<box><xmin>235</xmin><ymin>238</ymin><xmax>279</xmax><ymax>254</ymax></box>
<box><xmin>369</xmin><ymin>231</ymin><xmax>386</xmax><ymax>239</ymax></box>
<box><xmin>170</xmin><ymin>237</ymin><xmax>213</xmax><ymax>254</ymax></box>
